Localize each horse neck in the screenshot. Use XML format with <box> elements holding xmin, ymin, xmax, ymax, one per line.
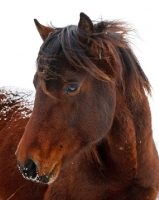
<box><xmin>87</xmin><ymin>86</ymin><xmax>154</xmax><ymax>180</ymax></box>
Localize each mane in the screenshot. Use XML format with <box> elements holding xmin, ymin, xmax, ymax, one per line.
<box><xmin>36</xmin><ymin>21</ymin><xmax>151</xmax><ymax>166</ymax></box>
<box><xmin>37</xmin><ymin>20</ymin><xmax>151</xmax><ymax>95</ymax></box>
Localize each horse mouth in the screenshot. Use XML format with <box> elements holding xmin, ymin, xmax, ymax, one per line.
<box><xmin>18</xmin><ymin>159</ymin><xmax>60</xmax><ymax>184</ymax></box>
<box><xmin>39</xmin><ymin>163</ymin><xmax>61</xmax><ymax>184</ymax></box>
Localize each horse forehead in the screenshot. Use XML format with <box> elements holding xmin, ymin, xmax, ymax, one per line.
<box><xmin>63</xmin><ymin>67</ymin><xmax>87</xmax><ymax>80</ymax></box>
<box><xmin>38</xmin><ymin>57</ymin><xmax>86</xmax><ymax>80</ymax></box>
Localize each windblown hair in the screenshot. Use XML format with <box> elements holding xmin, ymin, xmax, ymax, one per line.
<box><xmin>37</xmin><ymin>20</ymin><xmax>151</xmax><ymax>101</ymax></box>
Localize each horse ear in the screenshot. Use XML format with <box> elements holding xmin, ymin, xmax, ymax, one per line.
<box><xmin>34</xmin><ymin>19</ymin><xmax>54</xmax><ymax>41</ymax></box>
<box><xmin>78</xmin><ymin>12</ymin><xmax>93</xmax><ymax>33</ymax></box>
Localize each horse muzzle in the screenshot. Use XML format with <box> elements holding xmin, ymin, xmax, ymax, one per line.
<box><xmin>17</xmin><ymin>158</ymin><xmax>60</xmax><ymax>184</ymax></box>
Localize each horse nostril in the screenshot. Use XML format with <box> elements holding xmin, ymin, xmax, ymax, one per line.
<box><xmin>21</xmin><ymin>159</ymin><xmax>37</xmax><ymax>179</ymax></box>
<box><xmin>37</xmin><ymin>175</ymin><xmax>49</xmax><ymax>184</ymax></box>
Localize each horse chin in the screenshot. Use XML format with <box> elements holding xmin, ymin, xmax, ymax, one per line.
<box><xmin>47</xmin><ymin>174</ymin><xmax>58</xmax><ymax>185</ymax></box>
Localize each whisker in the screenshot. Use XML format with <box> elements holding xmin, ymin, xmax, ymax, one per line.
<box><xmin>7</xmin><ymin>184</ymin><xmax>26</xmax><ymax>200</ymax></box>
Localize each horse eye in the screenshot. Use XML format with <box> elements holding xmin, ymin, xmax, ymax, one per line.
<box><xmin>66</xmin><ymin>84</ymin><xmax>78</xmax><ymax>93</ymax></box>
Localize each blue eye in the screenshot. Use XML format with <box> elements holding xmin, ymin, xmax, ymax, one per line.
<box><xmin>66</xmin><ymin>84</ymin><xmax>78</xmax><ymax>93</ymax></box>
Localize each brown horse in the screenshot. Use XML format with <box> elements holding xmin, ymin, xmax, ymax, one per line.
<box><xmin>1</xmin><ymin>12</ymin><xmax>159</xmax><ymax>199</ymax></box>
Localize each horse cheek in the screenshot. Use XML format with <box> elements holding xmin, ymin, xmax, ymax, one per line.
<box><xmin>76</xmin><ymin>84</ymin><xmax>116</xmax><ymax>144</ymax></box>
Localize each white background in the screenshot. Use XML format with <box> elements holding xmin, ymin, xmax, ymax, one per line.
<box><xmin>0</xmin><ymin>0</ymin><xmax>159</xmax><ymax>149</ymax></box>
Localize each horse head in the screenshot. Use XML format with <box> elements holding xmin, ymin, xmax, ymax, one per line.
<box><xmin>16</xmin><ymin>13</ymin><xmax>117</xmax><ymax>184</ymax></box>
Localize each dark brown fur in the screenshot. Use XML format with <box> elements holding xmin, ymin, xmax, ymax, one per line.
<box><xmin>1</xmin><ymin>13</ymin><xmax>159</xmax><ymax>199</ymax></box>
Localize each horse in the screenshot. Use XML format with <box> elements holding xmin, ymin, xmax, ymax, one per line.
<box><xmin>1</xmin><ymin>12</ymin><xmax>159</xmax><ymax>199</ymax></box>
